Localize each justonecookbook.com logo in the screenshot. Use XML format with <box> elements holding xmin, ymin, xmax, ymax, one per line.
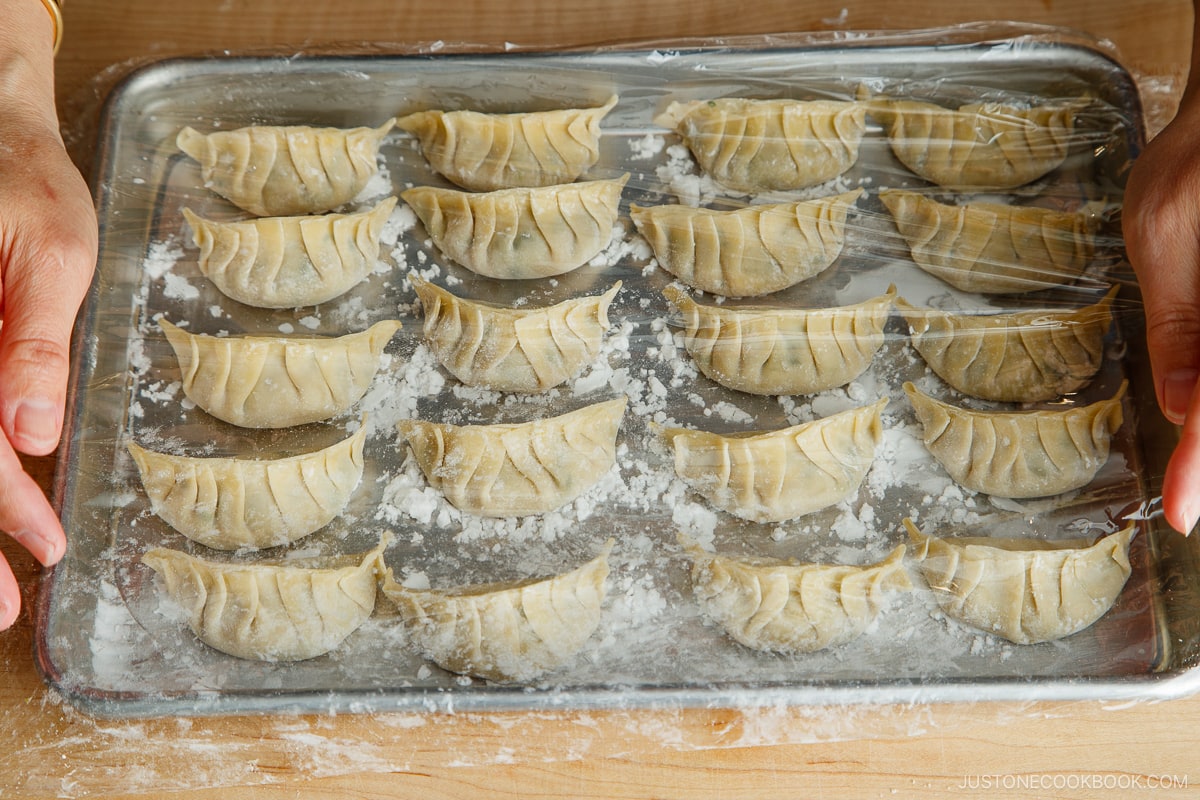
<box><xmin>956</xmin><ymin>774</ymin><xmax>1188</xmax><ymax>792</ymax></box>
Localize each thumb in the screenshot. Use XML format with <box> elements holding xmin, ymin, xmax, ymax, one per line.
<box><xmin>1123</xmin><ymin>157</ymin><xmax>1200</xmax><ymax>425</ymax></box>
<box><xmin>1123</xmin><ymin>112</ymin><xmax>1200</xmax><ymax>534</ymax></box>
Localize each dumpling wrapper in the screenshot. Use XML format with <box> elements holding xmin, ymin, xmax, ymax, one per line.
<box><xmin>905</xmin><ymin>519</ymin><xmax>1135</xmax><ymax>644</ymax></box>
<box><xmin>862</xmin><ymin>90</ymin><xmax>1076</xmax><ymax>190</ymax></box>
<box><xmin>141</xmin><ymin>536</ymin><xmax>388</xmax><ymax>661</ymax></box>
<box><xmin>631</xmin><ymin>189</ymin><xmax>862</xmax><ymax>297</ymax></box>
<box><xmin>161</xmin><ymin>318</ymin><xmax>402</xmax><ymax>429</ymax></box>
<box><xmin>903</xmin><ymin>380</ymin><xmax>1126</xmax><ymax>499</ymax></box>
<box><xmin>396</xmin><ymin>398</ymin><xmax>626</xmax><ymax>517</ymax></box>
<box><xmin>182</xmin><ymin>197</ymin><xmax>397</xmax><ymax>308</ymax></box>
<box><xmin>382</xmin><ymin>541</ymin><xmax>612</xmax><ymax>682</ymax></box>
<box><xmin>654</xmin><ymin>98</ymin><xmax>867</xmax><ymax>193</ymax></box>
<box><xmin>665</xmin><ymin>284</ymin><xmax>893</xmax><ymax>395</ymax></box>
<box><xmin>176</xmin><ymin>120</ymin><xmax>394</xmax><ymax>216</ymax></box>
<box><xmin>663</xmin><ymin>398</ymin><xmax>887</xmax><ymax>523</ymax></box>
<box><xmin>127</xmin><ymin>425</ymin><xmax>367</xmax><ymax>551</ymax></box>
<box><xmin>880</xmin><ymin>189</ymin><xmax>1099</xmax><ymax>294</ymax></box>
<box><xmin>402</xmin><ymin>174</ymin><xmax>627</xmax><ymax>280</ymax></box>
<box><xmin>685</xmin><ymin>540</ymin><xmax>911</xmax><ymax>653</ymax></box>
<box><xmin>896</xmin><ymin>286</ymin><xmax>1117</xmax><ymax>403</ymax></box>
<box><xmin>413</xmin><ymin>276</ymin><xmax>620</xmax><ymax>392</ymax></box>
<box><xmin>396</xmin><ymin>96</ymin><xmax>617</xmax><ymax>191</ymax></box>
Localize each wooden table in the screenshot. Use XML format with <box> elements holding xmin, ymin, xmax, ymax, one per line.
<box><xmin>2</xmin><ymin>2</ymin><xmax>1197</xmax><ymax>797</ymax></box>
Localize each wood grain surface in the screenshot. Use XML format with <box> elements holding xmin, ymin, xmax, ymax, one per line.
<box><xmin>1</xmin><ymin>1</ymin><xmax>1196</xmax><ymax>798</ymax></box>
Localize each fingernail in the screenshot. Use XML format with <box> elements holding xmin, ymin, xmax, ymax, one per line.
<box><xmin>12</xmin><ymin>398</ymin><xmax>60</xmax><ymax>451</ymax></box>
<box><xmin>12</xmin><ymin>528</ymin><xmax>61</xmax><ymax>565</ymax></box>
<box><xmin>1164</xmin><ymin>369</ymin><xmax>1200</xmax><ymax>425</ymax></box>
<box><xmin>1182</xmin><ymin>515</ymin><xmax>1198</xmax><ymax>537</ymax></box>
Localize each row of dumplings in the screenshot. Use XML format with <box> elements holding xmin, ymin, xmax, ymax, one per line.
<box><xmin>174</xmin><ymin>155</ymin><xmax>1102</xmax><ymax>311</ymax></box>
<box><xmin>176</xmin><ymin>180</ymin><xmax>1102</xmax><ymax>321</ymax></box>
<box><xmin>137</xmin><ymin>510</ymin><xmax>1138</xmax><ymax>680</ymax></box>
<box><xmin>176</xmin><ymin>87</ymin><xmax>1084</xmax><ymax>218</ymax></box>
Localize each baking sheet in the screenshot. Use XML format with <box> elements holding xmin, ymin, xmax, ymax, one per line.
<box><xmin>34</xmin><ymin>39</ymin><xmax>1200</xmax><ymax>717</ymax></box>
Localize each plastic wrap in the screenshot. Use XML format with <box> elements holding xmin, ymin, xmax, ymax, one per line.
<box><xmin>32</xmin><ymin>23</ymin><xmax>1200</xmax><ymax>730</ymax></box>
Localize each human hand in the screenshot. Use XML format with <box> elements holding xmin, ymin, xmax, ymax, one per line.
<box><xmin>1123</xmin><ymin>94</ymin><xmax>1200</xmax><ymax>535</ymax></box>
<box><xmin>0</xmin><ymin>122</ymin><xmax>98</xmax><ymax>628</ymax></box>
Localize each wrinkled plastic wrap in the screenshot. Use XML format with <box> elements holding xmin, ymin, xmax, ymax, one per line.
<box><xmin>33</xmin><ymin>23</ymin><xmax>1200</xmax><ymax>737</ymax></box>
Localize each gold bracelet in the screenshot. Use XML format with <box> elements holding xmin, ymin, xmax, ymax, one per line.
<box><xmin>38</xmin><ymin>0</ymin><xmax>64</xmax><ymax>55</ymax></box>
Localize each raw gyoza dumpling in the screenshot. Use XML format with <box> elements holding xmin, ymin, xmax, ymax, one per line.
<box><xmin>880</xmin><ymin>189</ymin><xmax>1099</xmax><ymax>294</ymax></box>
<box><xmin>396</xmin><ymin>398</ymin><xmax>626</xmax><ymax>517</ymax></box>
<box><xmin>127</xmin><ymin>425</ymin><xmax>367</xmax><ymax>551</ymax></box>
<box><xmin>396</xmin><ymin>96</ymin><xmax>617</xmax><ymax>191</ymax></box>
<box><xmin>896</xmin><ymin>286</ymin><xmax>1117</xmax><ymax>403</ymax></box>
<box><xmin>663</xmin><ymin>399</ymin><xmax>886</xmax><ymax>523</ymax></box>
<box><xmin>182</xmin><ymin>197</ymin><xmax>396</xmax><ymax>309</ymax></box>
<box><xmin>631</xmin><ymin>189</ymin><xmax>862</xmax><ymax>297</ymax></box>
<box><xmin>654</xmin><ymin>98</ymin><xmax>867</xmax><ymax>193</ymax></box>
<box><xmin>903</xmin><ymin>380</ymin><xmax>1126</xmax><ymax>498</ymax></box>
<box><xmin>862</xmin><ymin>90</ymin><xmax>1076</xmax><ymax>190</ymax></box>
<box><xmin>160</xmin><ymin>318</ymin><xmax>401</xmax><ymax>428</ymax></box>
<box><xmin>382</xmin><ymin>541</ymin><xmax>612</xmax><ymax>682</ymax></box>
<box><xmin>401</xmin><ymin>174</ymin><xmax>628</xmax><ymax>279</ymax></box>
<box><xmin>413</xmin><ymin>276</ymin><xmax>620</xmax><ymax>392</ymax></box>
<box><xmin>664</xmin><ymin>285</ymin><xmax>894</xmax><ymax>395</ymax></box>
<box><xmin>141</xmin><ymin>536</ymin><xmax>388</xmax><ymax>661</ymax></box>
<box><xmin>176</xmin><ymin>119</ymin><xmax>394</xmax><ymax>216</ymax></box>
<box><xmin>904</xmin><ymin>519</ymin><xmax>1135</xmax><ymax>644</ymax></box>
<box><xmin>685</xmin><ymin>540</ymin><xmax>910</xmax><ymax>653</ymax></box>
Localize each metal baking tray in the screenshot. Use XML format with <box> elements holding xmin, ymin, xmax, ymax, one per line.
<box><xmin>34</xmin><ymin>39</ymin><xmax>1200</xmax><ymax>717</ymax></box>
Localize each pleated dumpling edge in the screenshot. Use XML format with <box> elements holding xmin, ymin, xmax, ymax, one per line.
<box><xmin>176</xmin><ymin>118</ymin><xmax>395</xmax><ymax>216</ymax></box>
<box><xmin>905</xmin><ymin>518</ymin><xmax>1136</xmax><ymax>644</ymax></box>
<box><xmin>160</xmin><ymin>318</ymin><xmax>402</xmax><ymax>429</ymax></box>
<box><xmin>141</xmin><ymin>534</ymin><xmax>390</xmax><ymax>661</ymax></box>
<box><xmin>381</xmin><ymin>539</ymin><xmax>614</xmax><ymax>682</ymax></box>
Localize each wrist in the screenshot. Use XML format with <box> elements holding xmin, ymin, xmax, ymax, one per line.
<box><xmin>0</xmin><ymin>0</ymin><xmax>60</xmax><ymax>137</ymax></box>
<box><xmin>2</xmin><ymin>0</ymin><xmax>58</xmax><ymax>60</ymax></box>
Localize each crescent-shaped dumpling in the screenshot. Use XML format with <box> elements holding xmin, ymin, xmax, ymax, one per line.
<box><xmin>904</xmin><ymin>519</ymin><xmax>1135</xmax><ymax>644</ymax></box>
<box><xmin>127</xmin><ymin>425</ymin><xmax>367</xmax><ymax>551</ymax></box>
<box><xmin>631</xmin><ymin>189</ymin><xmax>862</xmax><ymax>297</ymax></box>
<box><xmin>903</xmin><ymin>380</ymin><xmax>1126</xmax><ymax>498</ymax></box>
<box><xmin>413</xmin><ymin>276</ymin><xmax>620</xmax><ymax>392</ymax></box>
<box><xmin>182</xmin><ymin>197</ymin><xmax>396</xmax><ymax>308</ymax></box>
<box><xmin>141</xmin><ymin>536</ymin><xmax>388</xmax><ymax>661</ymax></box>
<box><xmin>664</xmin><ymin>284</ymin><xmax>894</xmax><ymax>395</ymax></box>
<box><xmin>160</xmin><ymin>318</ymin><xmax>402</xmax><ymax>429</ymax></box>
<box><xmin>685</xmin><ymin>540</ymin><xmax>911</xmax><ymax>653</ymax></box>
<box><xmin>396</xmin><ymin>398</ymin><xmax>627</xmax><ymax>517</ymax></box>
<box><xmin>653</xmin><ymin>98</ymin><xmax>868</xmax><ymax>193</ymax></box>
<box><xmin>662</xmin><ymin>398</ymin><xmax>886</xmax><ymax>523</ymax></box>
<box><xmin>396</xmin><ymin>96</ymin><xmax>617</xmax><ymax>191</ymax></box>
<box><xmin>896</xmin><ymin>286</ymin><xmax>1117</xmax><ymax>403</ymax></box>
<box><xmin>880</xmin><ymin>189</ymin><xmax>1099</xmax><ymax>294</ymax></box>
<box><xmin>381</xmin><ymin>541</ymin><xmax>612</xmax><ymax>682</ymax></box>
<box><xmin>176</xmin><ymin>120</ymin><xmax>394</xmax><ymax>216</ymax></box>
<box><xmin>402</xmin><ymin>174</ymin><xmax>628</xmax><ymax>280</ymax></box>
<box><xmin>862</xmin><ymin>91</ymin><xmax>1076</xmax><ymax>190</ymax></box>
